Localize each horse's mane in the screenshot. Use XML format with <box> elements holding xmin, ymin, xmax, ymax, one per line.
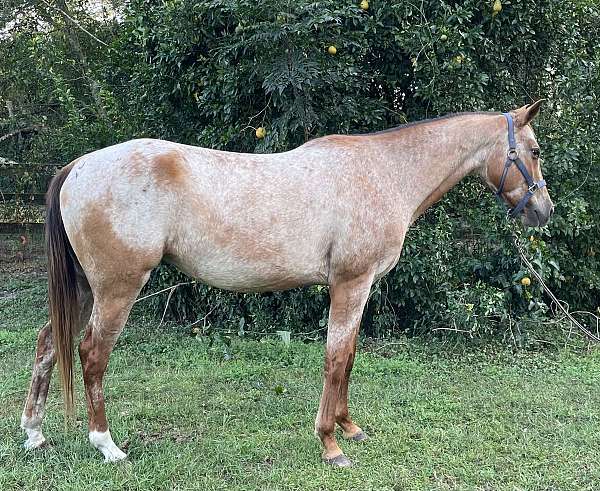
<box><xmin>365</xmin><ymin>111</ymin><xmax>501</xmax><ymax>136</ymax></box>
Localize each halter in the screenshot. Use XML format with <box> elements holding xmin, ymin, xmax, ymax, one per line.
<box><xmin>495</xmin><ymin>113</ymin><xmax>546</xmax><ymax>218</ymax></box>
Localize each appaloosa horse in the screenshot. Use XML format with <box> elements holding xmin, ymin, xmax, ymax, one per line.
<box><xmin>22</xmin><ymin>102</ymin><xmax>553</xmax><ymax>466</ymax></box>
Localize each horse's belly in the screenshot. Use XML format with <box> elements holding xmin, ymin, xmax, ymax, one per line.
<box><xmin>166</xmin><ymin>242</ymin><xmax>328</xmax><ymax>293</ymax></box>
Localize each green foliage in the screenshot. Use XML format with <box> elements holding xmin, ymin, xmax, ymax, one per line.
<box><xmin>0</xmin><ymin>0</ymin><xmax>126</xmax><ymax>163</ymax></box>
<box><xmin>1</xmin><ymin>0</ymin><xmax>599</xmax><ymax>341</ymax></box>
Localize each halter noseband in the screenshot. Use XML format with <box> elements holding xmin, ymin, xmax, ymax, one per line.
<box><xmin>495</xmin><ymin>113</ymin><xmax>546</xmax><ymax>218</ymax></box>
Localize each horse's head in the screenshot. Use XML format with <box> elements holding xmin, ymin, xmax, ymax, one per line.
<box><xmin>484</xmin><ymin>101</ymin><xmax>554</xmax><ymax>227</ymax></box>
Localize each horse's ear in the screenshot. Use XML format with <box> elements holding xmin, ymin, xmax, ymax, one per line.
<box><xmin>513</xmin><ymin>99</ymin><xmax>546</xmax><ymax>127</ymax></box>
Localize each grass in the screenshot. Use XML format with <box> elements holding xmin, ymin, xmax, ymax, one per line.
<box><xmin>2</xmin><ymin>272</ymin><xmax>600</xmax><ymax>490</ymax></box>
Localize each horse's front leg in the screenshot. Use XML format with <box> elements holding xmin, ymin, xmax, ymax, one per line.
<box><xmin>335</xmin><ymin>328</ymin><xmax>367</xmax><ymax>442</ymax></box>
<box><xmin>315</xmin><ymin>271</ymin><xmax>373</xmax><ymax>467</ymax></box>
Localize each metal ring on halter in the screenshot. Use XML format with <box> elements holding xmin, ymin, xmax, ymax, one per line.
<box><xmin>507</xmin><ymin>149</ymin><xmax>518</xmax><ymax>161</ymax></box>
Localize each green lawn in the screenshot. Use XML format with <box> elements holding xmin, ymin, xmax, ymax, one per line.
<box><xmin>2</xmin><ymin>273</ymin><xmax>600</xmax><ymax>490</ymax></box>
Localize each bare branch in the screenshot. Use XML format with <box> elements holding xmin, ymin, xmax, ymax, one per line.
<box><xmin>40</xmin><ymin>0</ymin><xmax>109</xmax><ymax>47</ymax></box>
<box><xmin>0</xmin><ymin>125</ymin><xmax>45</xmax><ymax>143</ymax></box>
<box><xmin>134</xmin><ymin>281</ymin><xmax>197</xmax><ymax>304</ymax></box>
<box><xmin>513</xmin><ymin>233</ymin><xmax>600</xmax><ymax>343</ymax></box>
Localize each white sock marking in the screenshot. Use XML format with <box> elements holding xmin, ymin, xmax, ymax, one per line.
<box><xmin>21</xmin><ymin>415</ymin><xmax>46</xmax><ymax>450</ymax></box>
<box><xmin>23</xmin><ymin>427</ymin><xmax>46</xmax><ymax>450</ymax></box>
<box><xmin>89</xmin><ymin>430</ymin><xmax>127</xmax><ymax>462</ymax></box>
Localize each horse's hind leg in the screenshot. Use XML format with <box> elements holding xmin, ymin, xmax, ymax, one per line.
<box><xmin>21</xmin><ymin>322</ymin><xmax>54</xmax><ymax>449</ymax></box>
<box><xmin>21</xmin><ymin>282</ymin><xmax>92</xmax><ymax>449</ymax></box>
<box><xmin>79</xmin><ymin>273</ymin><xmax>149</xmax><ymax>462</ymax></box>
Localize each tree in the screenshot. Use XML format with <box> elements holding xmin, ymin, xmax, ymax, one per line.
<box><xmin>1</xmin><ymin>0</ymin><xmax>598</xmax><ymax>341</ymax></box>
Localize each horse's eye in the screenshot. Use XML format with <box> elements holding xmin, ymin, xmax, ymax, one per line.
<box><xmin>531</xmin><ymin>148</ymin><xmax>540</xmax><ymax>158</ymax></box>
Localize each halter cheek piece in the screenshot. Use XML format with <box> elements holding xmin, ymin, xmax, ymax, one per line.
<box><xmin>495</xmin><ymin>113</ymin><xmax>546</xmax><ymax>218</ymax></box>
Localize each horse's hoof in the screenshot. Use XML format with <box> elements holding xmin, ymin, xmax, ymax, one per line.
<box><xmin>23</xmin><ymin>428</ymin><xmax>46</xmax><ymax>450</ymax></box>
<box><xmin>23</xmin><ymin>435</ymin><xmax>46</xmax><ymax>450</ymax></box>
<box><xmin>349</xmin><ymin>430</ymin><xmax>368</xmax><ymax>442</ymax></box>
<box><xmin>323</xmin><ymin>453</ymin><xmax>353</xmax><ymax>467</ymax></box>
<box><xmin>342</xmin><ymin>429</ymin><xmax>368</xmax><ymax>442</ymax></box>
<box><xmin>89</xmin><ymin>430</ymin><xmax>128</xmax><ymax>463</ymax></box>
<box><xmin>103</xmin><ymin>447</ymin><xmax>127</xmax><ymax>463</ymax></box>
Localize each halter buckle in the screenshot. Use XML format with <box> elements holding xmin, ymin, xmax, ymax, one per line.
<box><xmin>528</xmin><ymin>182</ymin><xmax>539</xmax><ymax>193</ymax></box>
<box><xmin>507</xmin><ymin>149</ymin><xmax>518</xmax><ymax>161</ymax></box>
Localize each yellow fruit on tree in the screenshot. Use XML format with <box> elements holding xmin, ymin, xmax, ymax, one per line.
<box><xmin>328</xmin><ymin>45</ymin><xmax>337</xmax><ymax>55</ymax></box>
<box><xmin>255</xmin><ymin>127</ymin><xmax>266</xmax><ymax>139</ymax></box>
<box><xmin>440</xmin><ymin>34</ymin><xmax>448</xmax><ymax>42</ymax></box>
<box><xmin>521</xmin><ymin>277</ymin><xmax>531</xmax><ymax>287</ymax></box>
<box><xmin>360</xmin><ymin>0</ymin><xmax>369</xmax><ymax>10</ymax></box>
<box><xmin>492</xmin><ymin>0</ymin><xmax>502</xmax><ymax>16</ymax></box>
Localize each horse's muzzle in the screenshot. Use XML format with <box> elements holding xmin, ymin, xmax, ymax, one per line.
<box><xmin>521</xmin><ymin>199</ymin><xmax>554</xmax><ymax>227</ymax></box>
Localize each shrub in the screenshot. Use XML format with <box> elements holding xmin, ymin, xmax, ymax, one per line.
<box><xmin>2</xmin><ymin>0</ymin><xmax>598</xmax><ymax>340</ymax></box>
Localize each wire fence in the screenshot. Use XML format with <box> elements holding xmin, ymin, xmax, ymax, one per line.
<box><xmin>0</xmin><ymin>158</ymin><xmax>55</xmax><ymax>265</ymax></box>
<box><xmin>0</xmin><ymin>157</ymin><xmax>58</xmax><ymax>229</ymax></box>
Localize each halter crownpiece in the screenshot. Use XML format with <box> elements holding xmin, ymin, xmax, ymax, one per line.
<box><xmin>495</xmin><ymin>113</ymin><xmax>546</xmax><ymax>218</ymax></box>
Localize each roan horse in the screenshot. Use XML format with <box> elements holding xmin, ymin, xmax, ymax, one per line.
<box><xmin>22</xmin><ymin>102</ymin><xmax>553</xmax><ymax>467</ymax></box>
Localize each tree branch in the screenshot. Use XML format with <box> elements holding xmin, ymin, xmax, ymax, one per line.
<box><xmin>0</xmin><ymin>125</ymin><xmax>45</xmax><ymax>143</ymax></box>
<box><xmin>38</xmin><ymin>0</ymin><xmax>111</xmax><ymax>124</ymax></box>
<box><xmin>40</xmin><ymin>0</ymin><xmax>109</xmax><ymax>47</ymax></box>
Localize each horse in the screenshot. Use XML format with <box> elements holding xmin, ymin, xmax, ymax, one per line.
<box><xmin>21</xmin><ymin>101</ymin><xmax>553</xmax><ymax>467</ymax></box>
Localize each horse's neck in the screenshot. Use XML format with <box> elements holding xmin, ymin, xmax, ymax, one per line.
<box><xmin>379</xmin><ymin>114</ymin><xmax>504</xmax><ymax>223</ymax></box>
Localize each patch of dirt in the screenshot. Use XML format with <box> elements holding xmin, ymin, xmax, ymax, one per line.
<box><xmin>120</xmin><ymin>427</ymin><xmax>199</xmax><ymax>450</ymax></box>
<box><xmin>0</xmin><ymin>231</ymin><xmax>47</xmax><ymax>276</ymax></box>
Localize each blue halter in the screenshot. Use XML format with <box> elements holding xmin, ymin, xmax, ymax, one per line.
<box><xmin>495</xmin><ymin>113</ymin><xmax>546</xmax><ymax>218</ymax></box>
